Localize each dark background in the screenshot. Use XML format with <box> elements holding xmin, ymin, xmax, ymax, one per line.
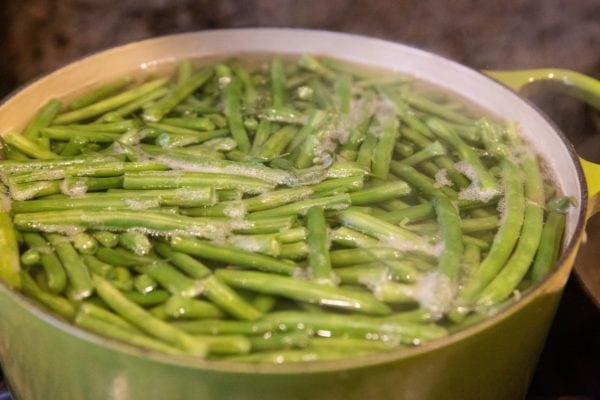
<box><xmin>1</xmin><ymin>1</ymin><xmax>599</xmax><ymax>398</ymax></box>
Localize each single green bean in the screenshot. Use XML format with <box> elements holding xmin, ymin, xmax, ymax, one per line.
<box><xmin>171</xmin><ymin>236</ymin><xmax>297</xmax><ymax>276</ymax></box>
<box><xmin>92</xmin><ymin>275</ymin><xmax>206</xmax><ymax>354</ymax></box>
<box><xmin>215</xmin><ymin>269</ymin><xmax>392</xmax><ymax>316</ymax></box>
<box><xmin>20</xmin><ymin>272</ymin><xmax>74</xmax><ymax>319</ymax></box>
<box><xmin>0</xmin><ymin>204</ymin><xmax>22</xmax><ymax>288</ymax></box>
<box><xmin>531</xmin><ymin>210</ymin><xmax>566</xmax><ymax>283</ymax></box>
<box><xmin>433</xmin><ymin>196</ymin><xmax>464</xmax><ymax>280</ymax></box>
<box><xmin>24</xmin><ymin>98</ymin><xmax>63</xmax><ymax>140</ymax></box>
<box><xmin>70</xmin><ymin>77</ymin><xmax>133</xmax><ymax>110</ymax></box>
<box><xmin>142</xmin><ymin>69</ymin><xmax>212</xmax><ymax>122</ymax></box>
<box><xmin>224</xmin><ymin>78</ymin><xmax>251</xmax><ymax>152</ymax></box>
<box><xmin>55</xmin><ymin>77</ymin><xmax>169</xmax><ymax>124</ymax></box>
<box><xmin>2</xmin><ymin>131</ymin><xmax>58</xmax><ymax>159</ymax></box>
<box><xmin>306</xmin><ymin>207</ymin><xmax>335</xmax><ymax>284</ymax></box>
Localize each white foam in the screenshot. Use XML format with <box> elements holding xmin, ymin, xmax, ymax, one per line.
<box><xmin>433</xmin><ymin>169</ymin><xmax>452</xmax><ymax>188</ymax></box>
<box><xmin>9</xmin><ymin>182</ymin><xmax>49</xmax><ymax>201</ymax></box>
<box><xmin>455</xmin><ymin>160</ymin><xmax>499</xmax><ymax>203</ymax></box>
<box><xmin>413</xmin><ymin>271</ymin><xmax>457</xmax><ymax>316</ymax></box>
<box><xmin>223</xmin><ymin>201</ymin><xmax>247</xmax><ymax>218</ymax></box>
<box><xmin>124</xmin><ymin>198</ymin><xmax>160</xmax><ymax>210</ymax></box>
<box><xmin>60</xmin><ymin>179</ymin><xmax>88</xmax><ymax>198</ymax></box>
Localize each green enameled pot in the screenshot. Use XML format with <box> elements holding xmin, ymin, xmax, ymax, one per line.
<box><xmin>1</xmin><ymin>29</ymin><xmax>600</xmax><ymax>400</ymax></box>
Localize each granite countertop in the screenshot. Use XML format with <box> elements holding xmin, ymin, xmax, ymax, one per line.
<box><xmin>1</xmin><ymin>1</ymin><xmax>599</xmax><ymax>398</ymax></box>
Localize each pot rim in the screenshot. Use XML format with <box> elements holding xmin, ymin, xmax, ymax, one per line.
<box><xmin>0</xmin><ymin>27</ymin><xmax>589</xmax><ymax>374</ymax></box>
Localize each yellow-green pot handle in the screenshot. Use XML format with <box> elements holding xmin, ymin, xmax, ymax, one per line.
<box><xmin>485</xmin><ymin>68</ymin><xmax>600</xmax><ymax>216</ymax></box>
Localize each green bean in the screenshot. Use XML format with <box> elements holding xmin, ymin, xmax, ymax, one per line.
<box><xmin>390</xmin><ymin>162</ymin><xmax>455</xmax><ymax>199</ymax></box>
<box><xmin>184</xmin><ymin>186</ymin><xmax>312</xmax><ymax>218</ymax></box>
<box><xmin>276</xmin><ymin>227</ymin><xmax>308</xmax><ymax>243</ymax></box>
<box><xmin>92</xmin><ymin>231</ymin><xmax>119</xmax><ymax>248</ymax></box>
<box><xmin>427</xmin><ymin>119</ymin><xmax>497</xmax><ymax>195</ymax></box>
<box><xmin>81</xmin><ymin>254</ymin><xmax>115</xmax><ymax>279</ymax></box>
<box><xmin>20</xmin><ymin>271</ymin><xmax>75</xmax><ymax>319</ymax></box>
<box><xmin>171</xmin><ymin>236</ymin><xmax>297</xmax><ymax>276</ymax></box>
<box><xmin>100</xmin><ymin>86</ymin><xmax>169</xmax><ymax>122</ymax></box>
<box><xmin>55</xmin><ymin>77</ymin><xmax>169</xmax><ymax>124</ymax></box>
<box><xmin>249</xmin><ymin>331</ymin><xmax>310</xmax><ymax>352</ymax></box>
<box><xmin>258</xmin><ymin>107</ymin><xmax>305</xmax><ymax>125</ymax></box>
<box><xmin>123</xmin><ymin>170</ymin><xmax>273</xmax><ymax>193</ymax></box>
<box><xmin>71</xmin><ymin>232</ymin><xmax>98</xmax><ymax>255</ymax></box>
<box><xmin>298</xmin><ymin>54</ymin><xmax>336</xmax><ymax>80</ymax></box>
<box><xmin>2</xmin><ymin>131</ymin><xmax>58</xmax><ymax>159</ymax></box>
<box><xmin>286</xmin><ymin>109</ymin><xmax>327</xmax><ymax>155</ymax></box>
<box><xmin>256</xmin><ymin>126</ymin><xmax>297</xmax><ymax>160</ymax></box>
<box><xmin>306</xmin><ymin>207</ymin><xmax>335</xmax><ymax>284</ymax></box>
<box><xmin>92</xmin><ymin>275</ymin><xmax>206</xmax><ymax>354</ymax></box>
<box><xmin>164</xmin><ymin>295</ymin><xmax>224</xmax><ymax>319</ymax></box>
<box><xmin>24</xmin><ymin>99</ymin><xmax>63</xmax><ymax>140</ymax></box>
<box><xmin>249</xmin><ymin>193</ymin><xmax>351</xmax><ymax>218</ymax></box>
<box><xmin>250</xmin><ymin>119</ymin><xmax>271</xmax><ymax>155</ymax></box>
<box><xmin>153</xmin><ymin>242</ymin><xmax>211</xmax><ymax>279</ymax></box>
<box><xmin>531</xmin><ymin>210</ymin><xmax>566</xmax><ymax>283</ymax></box>
<box><xmin>337</xmin><ymin>208</ymin><xmax>433</xmax><ymax>255</ymax></box>
<box><xmin>339</xmin><ymin>113</ymin><xmax>373</xmax><ymax>162</ymax></box>
<box><xmin>251</xmin><ymin>294</ymin><xmax>278</xmax><ymax>313</ymax></box>
<box><xmin>59</xmin><ymin>136</ymin><xmax>88</xmax><ymax>157</ymax></box>
<box><xmin>78</xmin><ymin>301</ymin><xmax>140</xmax><ymax>332</ymax></box>
<box><xmin>372</xmin><ymin>116</ymin><xmax>400</xmax><ymax>179</ymax></box>
<box><xmin>355</xmin><ymin>131</ymin><xmax>378</xmax><ymax>170</ymax></box>
<box><xmin>122</xmin><ymin>289</ymin><xmax>169</xmax><ymax>306</ymax></box>
<box><xmin>349</xmin><ymin>180</ymin><xmax>410</xmax><ymax>206</ymax></box>
<box><xmin>458</xmin><ymin>159</ymin><xmax>525</xmax><ymax>301</ymax></box>
<box><xmin>279</xmin><ymin>241</ymin><xmax>309</xmax><ymax>260</ymax></box>
<box><xmin>262</xmin><ymin>311</ymin><xmax>447</xmax><ymax>344</ymax></box>
<box><xmin>433</xmin><ymin>196</ymin><xmax>464</xmax><ymax>280</ymax></box>
<box><xmin>401</xmin><ymin>126</ymin><xmax>470</xmax><ymax>188</ymax></box>
<box><xmin>14</xmin><ymin>210</ymin><xmax>229</xmax><ymax>238</ymax></box>
<box><xmin>401</xmin><ymin>92</ymin><xmax>473</xmax><ymax>125</ymax></box>
<box><xmin>307</xmin><ymin>176</ymin><xmax>364</xmax><ymax>197</ymax></box>
<box><xmin>75</xmin><ymin>311</ymin><xmax>187</xmax><ymax>354</ymax></box>
<box><xmin>231</xmin><ymin>61</ymin><xmax>258</xmax><ymax>109</ymax></box>
<box><xmin>143</xmin><ymin>69</ymin><xmax>212</xmax><ymax>122</ymax></box>
<box><xmin>4</xmin><ymin>146</ymin><xmax>30</xmax><ymax>161</ymax></box>
<box><xmin>119</xmin><ymin>232</ymin><xmax>151</xmax><ymax>256</ymax></box>
<box><xmin>173</xmin><ymin>318</ymin><xmax>275</xmax><ymax>336</ymax></box>
<box><xmin>201</xmin><ymin>275</ymin><xmax>264</xmax><ymax>321</ymax></box>
<box><xmin>133</xmin><ymin>273</ymin><xmax>157</xmax><ymax>294</ymax></box>
<box><xmin>110</xmin><ymin>266</ymin><xmax>133</xmax><ymax>291</ymax></box>
<box><xmin>329</xmin><ymin>247</ymin><xmax>404</xmax><ymax>267</ymax></box>
<box><xmin>477</xmin><ymin>151</ymin><xmax>545</xmax><ymax>306</ymax></box>
<box><xmin>271</xmin><ymin>58</ymin><xmax>286</xmax><ymax>108</ymax></box>
<box><xmin>45</xmin><ymin>233</ymin><xmax>93</xmax><ymax>300</ymax></box>
<box><xmin>0</xmin><ymin>201</ymin><xmax>22</xmax><ymax>288</ymax></box>
<box><xmin>224</xmin><ymin>78</ymin><xmax>251</xmax><ymax>152</ymax></box>
<box><xmin>70</xmin><ymin>77</ymin><xmax>133</xmax><ymax>110</ymax></box>
<box><xmin>460</xmin><ymin>216</ymin><xmax>498</xmax><ymax>233</ymax></box>
<box><xmin>331</xmin><ymin>226</ymin><xmax>379</xmax><ymax>248</ymax></box>
<box><xmin>20</xmin><ymin>248</ymin><xmax>41</xmax><ymax>266</ymax></box>
<box><xmin>398</xmin><ymin>141</ymin><xmax>447</xmax><ymax>166</ymax></box>
<box><xmin>215</xmin><ymin>269</ymin><xmax>392</xmax><ymax>316</ymax></box>
<box><xmin>225</xmin><ymin>348</ymin><xmax>372</xmax><ymax>363</ymax></box>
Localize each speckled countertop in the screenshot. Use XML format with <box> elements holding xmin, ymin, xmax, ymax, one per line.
<box><xmin>0</xmin><ymin>1</ymin><xmax>599</xmax><ymax>398</ymax></box>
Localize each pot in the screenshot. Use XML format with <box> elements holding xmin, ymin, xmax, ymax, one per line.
<box><xmin>0</xmin><ymin>29</ymin><xmax>599</xmax><ymax>400</ymax></box>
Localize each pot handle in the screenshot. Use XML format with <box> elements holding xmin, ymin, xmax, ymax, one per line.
<box><xmin>485</xmin><ymin>68</ymin><xmax>600</xmax><ymax>217</ymax></box>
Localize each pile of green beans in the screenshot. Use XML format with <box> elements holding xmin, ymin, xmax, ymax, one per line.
<box><xmin>0</xmin><ymin>54</ymin><xmax>570</xmax><ymax>362</ymax></box>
